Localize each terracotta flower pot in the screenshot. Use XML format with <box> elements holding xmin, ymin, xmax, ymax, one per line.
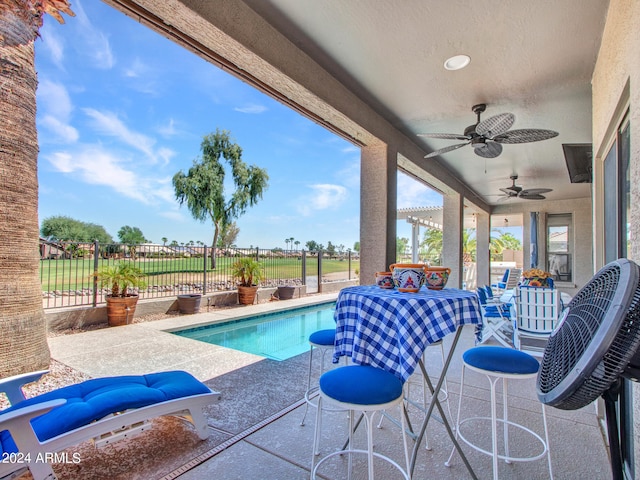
<box><xmin>238</xmin><ymin>285</ymin><xmax>259</xmax><ymax>305</ymax></box>
<box><xmin>106</xmin><ymin>295</ymin><xmax>139</xmax><ymax>327</ymax></box>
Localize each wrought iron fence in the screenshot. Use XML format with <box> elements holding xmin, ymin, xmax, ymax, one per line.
<box><xmin>39</xmin><ymin>240</ymin><xmax>358</xmax><ymax>309</ymax></box>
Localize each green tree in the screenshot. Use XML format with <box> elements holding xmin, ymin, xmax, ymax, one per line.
<box><xmin>396</xmin><ymin>237</ymin><xmax>409</xmax><ymax>260</ymax></box>
<box><xmin>326</xmin><ymin>241</ymin><xmax>336</xmax><ymax>258</ymax></box>
<box><xmin>217</xmin><ymin>221</ymin><xmax>240</xmax><ymax>250</ymax></box>
<box><xmin>353</xmin><ymin>241</ymin><xmax>360</xmax><ymax>253</ymax></box>
<box><xmin>463</xmin><ymin>229</ymin><xmax>477</xmax><ymax>262</ymax></box>
<box><xmin>118</xmin><ymin>225</ymin><xmax>148</xmax><ymax>260</ymax></box>
<box><xmin>306</xmin><ymin>240</ymin><xmax>320</xmax><ymax>251</ymax></box>
<box><xmin>161</xmin><ymin>237</ymin><xmax>168</xmax><ymax>246</ymax></box>
<box><xmin>41</xmin><ymin>215</ymin><xmax>112</xmax><ymax>243</ymax></box>
<box><xmin>420</xmin><ymin>228</ymin><xmax>477</xmax><ymax>264</ymax></box>
<box><xmin>489</xmin><ymin>230</ymin><xmax>522</xmax><ymax>261</ymax></box>
<box><xmin>173</xmin><ymin>129</ymin><xmax>269</xmax><ymax>268</ymax></box>
<box><xmin>421</xmin><ymin>229</ymin><xmax>443</xmax><ymax>264</ymax></box>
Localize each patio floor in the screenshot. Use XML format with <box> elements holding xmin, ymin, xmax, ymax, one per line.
<box><xmin>44</xmin><ymin>293</ymin><xmax>612</xmax><ymax>479</ymax></box>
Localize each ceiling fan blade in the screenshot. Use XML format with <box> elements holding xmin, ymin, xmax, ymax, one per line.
<box><xmin>499</xmin><ymin>188</ymin><xmax>517</xmax><ymax>196</ymax></box>
<box><xmin>520</xmin><ymin>193</ymin><xmax>547</xmax><ymax>200</ymax></box>
<box><xmin>424</xmin><ymin>141</ymin><xmax>469</xmax><ymax>158</ymax></box>
<box><xmin>418</xmin><ymin>133</ymin><xmax>470</xmax><ymax>141</ymax></box>
<box><xmin>475</xmin><ymin>112</ymin><xmax>515</xmax><ymax>137</ymax></box>
<box><xmin>494</xmin><ymin>128</ymin><xmax>559</xmax><ymax>144</ymax></box>
<box><xmin>474</xmin><ymin>141</ymin><xmax>502</xmax><ymax>158</ymax></box>
<box><xmin>520</xmin><ymin>188</ymin><xmax>552</xmax><ymax>196</ymax></box>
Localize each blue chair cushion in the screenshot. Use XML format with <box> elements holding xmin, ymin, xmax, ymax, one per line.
<box><xmin>0</xmin><ymin>370</ymin><xmax>210</xmax><ymax>455</ymax></box>
<box><xmin>319</xmin><ymin>365</ymin><xmax>403</xmax><ymax>406</ymax></box>
<box><xmin>309</xmin><ymin>329</ymin><xmax>336</xmax><ymax>346</ymax></box>
<box><xmin>463</xmin><ymin>346</ymin><xmax>539</xmax><ymax>375</ymax></box>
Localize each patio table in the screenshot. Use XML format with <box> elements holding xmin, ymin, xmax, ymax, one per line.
<box><xmin>333</xmin><ymin>284</ymin><xmax>482</xmax><ymax>478</ymax></box>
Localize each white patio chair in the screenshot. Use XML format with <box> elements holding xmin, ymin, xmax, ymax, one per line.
<box><xmin>514</xmin><ymin>286</ymin><xmax>561</xmax><ymax>355</ymax></box>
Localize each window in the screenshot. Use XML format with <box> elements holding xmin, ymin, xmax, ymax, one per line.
<box><xmin>546</xmin><ymin>214</ymin><xmax>573</xmax><ymax>283</ymax></box>
<box><xmin>604</xmin><ymin>112</ymin><xmax>632</xmax><ymax>477</ymax></box>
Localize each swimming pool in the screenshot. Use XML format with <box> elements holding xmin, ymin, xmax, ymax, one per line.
<box><xmin>173</xmin><ymin>302</ymin><xmax>336</xmax><ymax>361</ymax></box>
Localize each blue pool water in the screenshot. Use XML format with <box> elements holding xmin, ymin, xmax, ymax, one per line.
<box><xmin>173</xmin><ymin>302</ymin><xmax>336</xmax><ymax>361</ymax></box>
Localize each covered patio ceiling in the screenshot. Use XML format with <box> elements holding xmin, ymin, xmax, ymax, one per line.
<box><xmin>104</xmin><ymin>0</ymin><xmax>607</xmax><ymax>209</ymax></box>
<box><xmin>239</xmin><ymin>0</ymin><xmax>606</xmax><ymax>206</ymax></box>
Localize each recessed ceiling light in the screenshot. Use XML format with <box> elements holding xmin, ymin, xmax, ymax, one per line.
<box><xmin>444</xmin><ymin>54</ymin><xmax>471</xmax><ymax>71</ymax></box>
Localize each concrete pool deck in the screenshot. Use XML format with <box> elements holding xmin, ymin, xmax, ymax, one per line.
<box><xmin>45</xmin><ymin>291</ymin><xmax>612</xmax><ymax>479</ymax></box>
<box><xmin>48</xmin><ymin>293</ymin><xmax>338</xmax><ymax>381</ymax></box>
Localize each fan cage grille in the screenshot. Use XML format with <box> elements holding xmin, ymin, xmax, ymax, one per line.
<box><xmin>537</xmin><ymin>262</ymin><xmax>640</xmax><ymax>410</ymax></box>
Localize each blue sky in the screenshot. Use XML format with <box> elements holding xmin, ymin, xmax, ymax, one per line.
<box><xmin>35</xmin><ymin>0</ymin><xmax>441</xmax><ymax>250</ymax></box>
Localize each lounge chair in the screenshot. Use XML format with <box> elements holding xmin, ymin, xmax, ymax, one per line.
<box><xmin>0</xmin><ymin>370</ymin><xmax>220</xmax><ymax>480</ymax></box>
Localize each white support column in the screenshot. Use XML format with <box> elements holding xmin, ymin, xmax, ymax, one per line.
<box><xmin>476</xmin><ymin>212</ymin><xmax>491</xmax><ymax>288</ymax></box>
<box><xmin>411</xmin><ymin>221</ymin><xmax>420</xmax><ymax>262</ymax></box>
<box><xmin>442</xmin><ymin>193</ymin><xmax>463</xmax><ymax>288</ymax></box>
<box><xmin>360</xmin><ymin>142</ymin><xmax>397</xmax><ymax>285</ymax></box>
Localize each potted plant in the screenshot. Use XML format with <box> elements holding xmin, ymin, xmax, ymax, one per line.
<box><xmin>93</xmin><ymin>263</ymin><xmax>147</xmax><ymax>326</ymax></box>
<box><xmin>231</xmin><ymin>257</ymin><xmax>265</xmax><ymax>305</ymax></box>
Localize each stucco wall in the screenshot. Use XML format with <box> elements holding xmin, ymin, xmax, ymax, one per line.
<box><xmin>591</xmin><ymin>0</ymin><xmax>640</xmax><ymax>476</ymax></box>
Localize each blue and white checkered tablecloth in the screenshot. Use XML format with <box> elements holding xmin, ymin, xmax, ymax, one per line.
<box><xmin>333</xmin><ymin>285</ymin><xmax>482</xmax><ymax>382</ymax></box>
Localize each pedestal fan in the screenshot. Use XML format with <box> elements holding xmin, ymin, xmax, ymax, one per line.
<box><xmin>537</xmin><ymin>258</ymin><xmax>640</xmax><ymax>480</ymax></box>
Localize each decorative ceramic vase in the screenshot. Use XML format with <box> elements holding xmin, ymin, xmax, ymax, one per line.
<box><xmin>375</xmin><ymin>271</ymin><xmax>394</xmax><ymax>289</ymax></box>
<box><xmin>424</xmin><ymin>266</ymin><xmax>451</xmax><ymax>290</ymax></box>
<box><xmin>389</xmin><ymin>263</ymin><xmax>428</xmax><ymax>292</ymax></box>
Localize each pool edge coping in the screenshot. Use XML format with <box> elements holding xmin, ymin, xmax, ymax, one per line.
<box><xmin>138</xmin><ymin>292</ymin><xmax>339</xmax><ymax>334</ymax></box>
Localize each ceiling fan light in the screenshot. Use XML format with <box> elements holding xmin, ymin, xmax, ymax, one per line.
<box><xmin>444</xmin><ymin>54</ymin><xmax>470</xmax><ymax>71</ymax></box>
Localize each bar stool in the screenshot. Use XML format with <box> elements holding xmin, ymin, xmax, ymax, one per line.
<box><xmin>446</xmin><ymin>346</ymin><xmax>553</xmax><ymax>480</ymax></box>
<box><xmin>312</xmin><ymin>365</ymin><xmax>410</xmax><ymax>480</ymax></box>
<box><xmin>300</xmin><ymin>329</ymin><xmax>336</xmax><ymax>426</ymax></box>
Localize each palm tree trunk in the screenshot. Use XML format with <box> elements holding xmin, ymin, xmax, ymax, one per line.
<box><xmin>0</xmin><ymin>40</ymin><xmax>51</xmax><ymax>376</ymax></box>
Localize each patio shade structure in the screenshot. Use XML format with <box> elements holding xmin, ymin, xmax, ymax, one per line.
<box><xmin>530</xmin><ymin>212</ymin><xmax>539</xmax><ymax>269</ymax></box>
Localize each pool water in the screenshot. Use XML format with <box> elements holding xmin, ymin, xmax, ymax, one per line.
<box><xmin>173</xmin><ymin>302</ymin><xmax>336</xmax><ymax>361</ymax></box>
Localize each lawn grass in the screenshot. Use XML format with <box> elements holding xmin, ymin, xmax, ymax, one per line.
<box><xmin>40</xmin><ymin>255</ymin><xmax>359</xmax><ymax>292</ymax></box>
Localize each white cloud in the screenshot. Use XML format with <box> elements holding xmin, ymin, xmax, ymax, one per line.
<box><xmin>297</xmin><ymin>184</ymin><xmax>348</xmax><ymax>216</ymax></box>
<box><xmin>73</xmin><ymin>0</ymin><xmax>115</xmax><ymax>69</ymax></box>
<box><xmin>396</xmin><ymin>172</ymin><xmax>442</xmax><ymax>208</ymax></box>
<box><xmin>336</xmin><ymin>160</ymin><xmax>360</xmax><ymax>190</ymax></box>
<box><xmin>40</xmin><ymin>116</ymin><xmax>79</xmax><ymax>143</ymax></box>
<box><xmin>41</xmin><ymin>29</ymin><xmax>64</xmax><ymax>69</ymax></box>
<box><xmin>158</xmin><ymin>210</ymin><xmax>186</xmax><ymax>222</ymax></box>
<box><xmin>37</xmin><ymin>80</ymin><xmax>79</xmax><ymax>143</ymax></box>
<box><xmin>157</xmin><ymin>147</ymin><xmax>176</xmax><ymax>166</ymax></box>
<box><xmin>83</xmin><ymin>108</ymin><xmax>158</xmax><ymax>162</ymax></box>
<box><xmin>123</xmin><ymin>57</ymin><xmax>147</xmax><ymax>78</ymax></box>
<box><xmin>157</xmin><ymin>118</ymin><xmax>178</xmax><ymax>137</ymax></box>
<box><xmin>234</xmin><ymin>104</ymin><xmax>268</xmax><ymax>114</ymax></box>
<box><xmin>38</xmin><ymin>80</ymin><xmax>73</xmax><ymax>118</ymax></box>
<box><xmin>45</xmin><ymin>146</ymin><xmax>169</xmax><ymax>205</ymax></box>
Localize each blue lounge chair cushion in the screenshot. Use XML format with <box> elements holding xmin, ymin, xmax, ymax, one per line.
<box><xmin>319</xmin><ymin>365</ymin><xmax>402</xmax><ymax>406</ymax></box>
<box><xmin>309</xmin><ymin>329</ymin><xmax>336</xmax><ymax>346</ymax></box>
<box><xmin>463</xmin><ymin>346</ymin><xmax>539</xmax><ymax>375</ymax></box>
<box><xmin>0</xmin><ymin>370</ymin><xmax>210</xmax><ymax>455</ymax></box>
<box><xmin>477</xmin><ymin>288</ymin><xmax>511</xmax><ymax>318</ymax></box>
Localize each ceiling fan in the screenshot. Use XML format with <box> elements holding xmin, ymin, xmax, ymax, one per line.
<box><xmin>418</xmin><ymin>104</ymin><xmax>559</xmax><ymax>159</ymax></box>
<box><xmin>497</xmin><ymin>175</ymin><xmax>552</xmax><ymax>200</ymax></box>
